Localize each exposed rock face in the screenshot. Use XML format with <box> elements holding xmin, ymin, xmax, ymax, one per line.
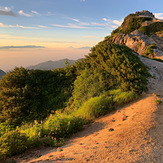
<box><xmin>110</xmin><ymin>11</ymin><xmax>163</xmax><ymax>59</ymax></box>
<box><xmin>135</xmin><ymin>10</ymin><xmax>155</xmax><ymax>18</ymax></box>
<box><xmin>111</xmin><ymin>30</ymin><xmax>163</xmax><ymax>58</ymax></box>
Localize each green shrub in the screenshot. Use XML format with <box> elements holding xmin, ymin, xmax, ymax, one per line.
<box><xmin>20</xmin><ymin>123</ymin><xmax>44</xmax><ymax>139</ymax></box>
<box><xmin>145</xmin><ymin>44</ymin><xmax>157</xmax><ymax>58</ymax></box>
<box><xmin>0</xmin><ymin>122</ymin><xmax>15</xmax><ymax>137</ymax></box>
<box><xmin>0</xmin><ymin>67</ymin><xmax>76</xmax><ymax>125</ymax></box>
<box><xmin>111</xmin><ymin>27</ymin><xmax>122</xmax><ymax>37</ymax></box>
<box><xmin>121</xmin><ymin>15</ymin><xmax>152</xmax><ymax>34</ymax></box>
<box><xmin>153</xmin><ymin>58</ymin><xmax>163</xmax><ymax>63</ymax></box>
<box><xmin>0</xmin><ymin>130</ymin><xmax>28</xmax><ymax>159</ymax></box>
<box><xmin>110</xmin><ymin>89</ymin><xmax>136</xmax><ymax>106</ymax></box>
<box><xmin>139</xmin><ymin>22</ymin><xmax>163</xmax><ymax>36</ymax></box>
<box><xmin>155</xmin><ymin>98</ymin><xmax>162</xmax><ymax>104</ymax></box>
<box><xmin>76</xmin><ymin>96</ymin><xmax>114</xmax><ymax>120</ymax></box>
<box><xmin>70</xmin><ymin>68</ymin><xmax>111</xmax><ymax>108</ymax></box>
<box><xmin>43</xmin><ymin>114</ymin><xmax>84</xmax><ymax>138</ymax></box>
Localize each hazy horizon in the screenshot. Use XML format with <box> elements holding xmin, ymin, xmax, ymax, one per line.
<box><xmin>0</xmin><ymin>0</ymin><xmax>163</xmax><ymax>71</ymax></box>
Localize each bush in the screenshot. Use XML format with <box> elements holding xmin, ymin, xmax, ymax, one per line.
<box><xmin>0</xmin><ymin>130</ymin><xmax>28</xmax><ymax>159</ymax></box>
<box><xmin>43</xmin><ymin>114</ymin><xmax>84</xmax><ymax>138</ymax></box>
<box><xmin>70</xmin><ymin>68</ymin><xmax>111</xmax><ymax>108</ymax></box>
<box><xmin>139</xmin><ymin>22</ymin><xmax>163</xmax><ymax>36</ymax></box>
<box><xmin>110</xmin><ymin>89</ymin><xmax>136</xmax><ymax>106</ymax></box>
<box><xmin>111</xmin><ymin>27</ymin><xmax>122</xmax><ymax>37</ymax></box>
<box><xmin>0</xmin><ymin>67</ymin><xmax>76</xmax><ymax>125</ymax></box>
<box><xmin>76</xmin><ymin>96</ymin><xmax>114</xmax><ymax>120</ymax></box>
<box><xmin>145</xmin><ymin>44</ymin><xmax>157</xmax><ymax>58</ymax></box>
<box><xmin>0</xmin><ymin>122</ymin><xmax>15</xmax><ymax>137</ymax></box>
<box><xmin>20</xmin><ymin>123</ymin><xmax>44</xmax><ymax>139</ymax></box>
<box><xmin>121</xmin><ymin>15</ymin><xmax>152</xmax><ymax>34</ymax></box>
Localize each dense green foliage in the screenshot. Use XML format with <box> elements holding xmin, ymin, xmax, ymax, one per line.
<box><xmin>144</xmin><ymin>44</ymin><xmax>157</xmax><ymax>58</ymax></box>
<box><xmin>0</xmin><ymin>39</ymin><xmax>150</xmax><ymax>159</ymax></box>
<box><xmin>110</xmin><ymin>14</ymin><xmax>163</xmax><ymax>37</ymax></box>
<box><xmin>139</xmin><ymin>22</ymin><xmax>163</xmax><ymax>36</ymax></box>
<box><xmin>75</xmin><ymin>96</ymin><xmax>114</xmax><ymax>120</ymax></box>
<box><xmin>43</xmin><ymin>114</ymin><xmax>84</xmax><ymax>138</ymax></box>
<box><xmin>111</xmin><ymin>14</ymin><xmax>152</xmax><ymax>36</ymax></box>
<box><xmin>121</xmin><ymin>16</ymin><xmax>152</xmax><ymax>34</ymax></box>
<box><xmin>75</xmin><ymin>41</ymin><xmax>149</xmax><ymax>94</ymax></box>
<box><xmin>0</xmin><ymin>67</ymin><xmax>76</xmax><ymax>126</ymax></box>
<box><xmin>0</xmin><ymin>130</ymin><xmax>28</xmax><ymax>159</ymax></box>
<box><xmin>109</xmin><ymin>89</ymin><xmax>136</xmax><ymax>106</ymax></box>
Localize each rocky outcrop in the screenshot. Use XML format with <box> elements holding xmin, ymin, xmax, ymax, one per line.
<box><xmin>110</xmin><ymin>10</ymin><xmax>163</xmax><ymax>59</ymax></box>
<box><xmin>135</xmin><ymin>10</ymin><xmax>155</xmax><ymax>18</ymax></box>
<box><xmin>110</xmin><ymin>30</ymin><xmax>163</xmax><ymax>58</ymax></box>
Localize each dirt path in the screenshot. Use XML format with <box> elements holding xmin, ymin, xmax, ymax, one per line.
<box><xmin>14</xmin><ymin>57</ymin><xmax>163</xmax><ymax>163</ymax></box>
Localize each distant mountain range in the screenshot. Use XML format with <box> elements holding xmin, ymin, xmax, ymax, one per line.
<box><xmin>0</xmin><ymin>69</ymin><xmax>6</xmax><ymax>79</ymax></box>
<box><xmin>27</xmin><ymin>58</ymin><xmax>79</xmax><ymax>70</ymax></box>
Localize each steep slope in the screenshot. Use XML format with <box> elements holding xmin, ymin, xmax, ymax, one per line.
<box><xmin>110</xmin><ymin>10</ymin><xmax>163</xmax><ymax>59</ymax></box>
<box><xmin>0</xmin><ymin>69</ymin><xmax>6</xmax><ymax>79</ymax></box>
<box><xmin>27</xmin><ymin>59</ymin><xmax>77</xmax><ymax>70</ymax></box>
<box><xmin>13</xmin><ymin>56</ymin><xmax>163</xmax><ymax>163</ymax></box>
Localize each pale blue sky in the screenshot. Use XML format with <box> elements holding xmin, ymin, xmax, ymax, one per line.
<box><xmin>0</xmin><ymin>0</ymin><xmax>163</xmax><ymax>70</ymax></box>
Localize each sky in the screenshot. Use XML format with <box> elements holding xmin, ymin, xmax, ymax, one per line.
<box><xmin>0</xmin><ymin>0</ymin><xmax>163</xmax><ymax>71</ymax></box>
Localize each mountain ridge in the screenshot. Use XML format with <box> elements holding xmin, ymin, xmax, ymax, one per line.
<box><xmin>0</xmin><ymin>69</ymin><xmax>6</xmax><ymax>79</ymax></box>
<box><xmin>27</xmin><ymin>58</ymin><xmax>79</xmax><ymax>70</ymax></box>
<box><xmin>110</xmin><ymin>10</ymin><xmax>163</xmax><ymax>59</ymax></box>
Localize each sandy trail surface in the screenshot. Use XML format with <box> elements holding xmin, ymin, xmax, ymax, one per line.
<box><xmin>13</xmin><ymin>56</ymin><xmax>163</xmax><ymax>163</ymax></box>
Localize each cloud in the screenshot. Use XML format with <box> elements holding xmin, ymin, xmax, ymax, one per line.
<box><xmin>113</xmin><ymin>20</ymin><xmax>123</xmax><ymax>26</ymax></box>
<box><xmin>0</xmin><ymin>22</ymin><xmax>39</xmax><ymax>29</ymax></box>
<box><xmin>0</xmin><ymin>34</ymin><xmax>27</xmax><ymax>40</ymax></box>
<box><xmin>82</xmin><ymin>36</ymin><xmax>100</xmax><ymax>38</ymax></box>
<box><xmin>37</xmin><ymin>25</ymin><xmax>49</xmax><ymax>28</ymax></box>
<box><xmin>52</xmin><ymin>23</ymin><xmax>88</xmax><ymax>29</ymax></box>
<box><xmin>70</xmin><ymin>18</ymin><xmax>80</xmax><ymax>22</ymax></box>
<box><xmin>80</xmin><ymin>0</ymin><xmax>86</xmax><ymax>2</ymax></box>
<box><xmin>0</xmin><ymin>45</ymin><xmax>45</xmax><ymax>49</ymax></box>
<box><xmin>91</xmin><ymin>22</ymin><xmax>109</xmax><ymax>26</ymax></box>
<box><xmin>15</xmin><ymin>24</ymin><xmax>39</xmax><ymax>29</ymax></box>
<box><xmin>31</xmin><ymin>11</ymin><xmax>40</xmax><ymax>15</ymax></box>
<box><xmin>46</xmin><ymin>12</ymin><xmax>54</xmax><ymax>16</ymax></box>
<box><xmin>154</xmin><ymin>13</ymin><xmax>163</xmax><ymax>20</ymax></box>
<box><xmin>18</xmin><ymin>10</ymin><xmax>32</xmax><ymax>17</ymax></box>
<box><xmin>0</xmin><ymin>7</ymin><xmax>16</xmax><ymax>16</ymax></box>
<box><xmin>102</xmin><ymin>17</ymin><xmax>123</xmax><ymax>27</ymax></box>
<box><xmin>18</xmin><ymin>10</ymin><xmax>40</xmax><ymax>17</ymax></box>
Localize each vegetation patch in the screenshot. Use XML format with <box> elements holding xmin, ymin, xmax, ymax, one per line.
<box><xmin>139</xmin><ymin>22</ymin><xmax>163</xmax><ymax>36</ymax></box>
<box><xmin>144</xmin><ymin>44</ymin><xmax>157</xmax><ymax>58</ymax></box>
<box><xmin>0</xmin><ymin>40</ymin><xmax>150</xmax><ymax>159</ymax></box>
